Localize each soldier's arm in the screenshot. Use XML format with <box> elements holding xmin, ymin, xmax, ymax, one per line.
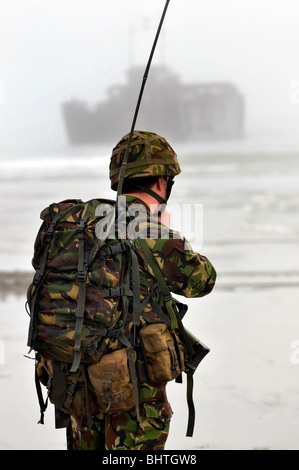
<box><xmin>145</xmin><ymin>236</ymin><xmax>216</xmax><ymax>298</ymax></box>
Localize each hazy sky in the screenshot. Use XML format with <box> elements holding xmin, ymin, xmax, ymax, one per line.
<box><xmin>1</xmin><ymin>0</ymin><xmax>299</xmax><ymax>156</ymax></box>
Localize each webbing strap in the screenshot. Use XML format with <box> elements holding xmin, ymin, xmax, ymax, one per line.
<box><xmin>100</xmin><ymin>241</ymin><xmax>130</xmax><ymax>256</ymax></box>
<box><xmin>138</xmin><ymin>237</ymin><xmax>197</xmax><ymax>437</ymax></box>
<box><xmin>100</xmin><ymin>284</ymin><xmax>132</xmax><ymax>298</ymax></box>
<box><xmin>138</xmin><ymin>238</ymin><xmax>178</xmax><ymax>330</ymax></box>
<box><xmin>127</xmin><ymin>347</ymin><xmax>140</xmax><ymax>423</ymax></box>
<box><xmin>70</xmin><ymin>213</ymin><xmax>90</xmax><ymax>373</ymax></box>
<box><xmin>186</xmin><ymin>372</ymin><xmax>195</xmax><ymax>437</ymax></box>
<box><xmin>79</xmin><ymin>364</ymin><xmax>93</xmax><ymax>430</ymax></box>
<box><xmin>130</xmin><ymin>248</ymin><xmax>141</xmax><ymax>347</ymax></box>
<box><xmin>149</xmin><ymin>298</ymin><xmax>172</xmax><ymax>327</ymax></box>
<box><xmin>131</xmin><ymin>249</ymin><xmax>141</xmax><ymax>327</ymax></box>
<box><xmin>52</xmin><ymin>362</ymin><xmax>69</xmax><ymax>429</ymax></box>
<box><xmin>33</xmin><ymin>213</ymin><xmax>61</xmax><ymax>285</ymax></box>
<box><xmin>129</xmin><ymin>182</ymin><xmax>166</xmax><ymax>205</ymax></box>
<box><xmin>35</xmin><ymin>361</ymin><xmax>48</xmax><ymax>425</ymax></box>
<box><xmin>117</xmin><ymin>332</ymin><xmax>140</xmax><ymax>423</ymax></box>
<box><xmin>27</xmin><ymin>212</ymin><xmax>61</xmax><ymax>349</ymax></box>
<box><xmin>70</xmin><ymin>280</ymin><xmax>86</xmax><ymax>373</ymax></box>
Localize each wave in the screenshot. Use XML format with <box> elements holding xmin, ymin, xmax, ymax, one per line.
<box><xmin>0</xmin><ymin>154</ymin><xmax>109</xmax><ymax>180</ymax></box>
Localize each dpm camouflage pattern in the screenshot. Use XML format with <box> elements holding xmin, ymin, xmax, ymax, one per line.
<box><xmin>126</xmin><ymin>195</ymin><xmax>216</xmax><ymax>302</ymax></box>
<box><xmin>109</xmin><ymin>131</ymin><xmax>181</xmax><ymax>190</ymax></box>
<box><xmin>28</xmin><ymin>195</ymin><xmax>216</xmax><ymax>449</ymax></box>
<box><xmin>27</xmin><ymin>198</ymin><xmax>126</xmax><ymax>364</ymax></box>
<box><xmin>28</xmin><ymin>196</ymin><xmax>216</xmax><ymax>364</ymax></box>
<box><xmin>67</xmin><ymin>388</ymin><xmax>172</xmax><ymax>450</ymax></box>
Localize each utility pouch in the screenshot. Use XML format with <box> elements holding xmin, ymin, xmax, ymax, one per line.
<box><xmin>87</xmin><ymin>347</ymin><xmax>136</xmax><ymax>413</ymax></box>
<box><xmin>139</xmin><ymin>322</ymin><xmax>185</xmax><ymax>384</ymax></box>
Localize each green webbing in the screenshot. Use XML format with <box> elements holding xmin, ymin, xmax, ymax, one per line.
<box><xmin>100</xmin><ymin>284</ymin><xmax>132</xmax><ymax>298</ymax></box>
<box><xmin>131</xmin><ymin>249</ymin><xmax>141</xmax><ymax>328</ymax></box>
<box><xmin>100</xmin><ymin>241</ymin><xmax>130</xmax><ymax>256</ymax></box>
<box><xmin>70</xmin><ymin>280</ymin><xmax>86</xmax><ymax>373</ymax></box>
<box><xmin>148</xmin><ymin>298</ymin><xmax>172</xmax><ymax>327</ymax></box>
<box><xmin>70</xmin><ymin>213</ymin><xmax>90</xmax><ymax>373</ymax></box>
<box><xmin>138</xmin><ymin>237</ymin><xmax>197</xmax><ymax>437</ymax></box>
<box><xmin>35</xmin><ymin>213</ymin><xmax>61</xmax><ymax>282</ymax></box>
<box><xmin>117</xmin><ymin>332</ymin><xmax>140</xmax><ymax>423</ymax></box>
<box><xmin>79</xmin><ymin>364</ymin><xmax>93</xmax><ymax>430</ymax></box>
<box><xmin>138</xmin><ymin>238</ymin><xmax>178</xmax><ymax>330</ymax></box>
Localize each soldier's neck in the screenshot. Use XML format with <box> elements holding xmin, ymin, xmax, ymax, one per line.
<box><xmin>123</xmin><ymin>192</ymin><xmax>162</xmax><ymax>213</ymax></box>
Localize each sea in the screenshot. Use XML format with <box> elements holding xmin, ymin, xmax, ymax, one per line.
<box><xmin>1</xmin><ymin>130</ymin><xmax>299</xmax><ymax>450</ymax></box>
<box><xmin>1</xmin><ymin>129</ymin><xmax>299</xmax><ymax>276</ymax></box>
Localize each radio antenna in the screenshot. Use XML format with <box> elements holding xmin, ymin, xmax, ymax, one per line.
<box><xmin>116</xmin><ymin>0</ymin><xmax>171</xmax><ymax>199</ymax></box>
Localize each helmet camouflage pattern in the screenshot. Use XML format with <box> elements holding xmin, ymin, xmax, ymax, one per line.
<box><xmin>109</xmin><ymin>130</ymin><xmax>181</xmax><ymax>190</ymax></box>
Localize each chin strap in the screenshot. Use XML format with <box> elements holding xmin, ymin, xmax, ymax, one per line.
<box><xmin>130</xmin><ymin>177</ymin><xmax>174</xmax><ymax>206</ymax></box>
<box><xmin>129</xmin><ymin>183</ymin><xmax>167</xmax><ymax>205</ymax></box>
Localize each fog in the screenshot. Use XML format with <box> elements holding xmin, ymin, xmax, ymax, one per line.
<box><xmin>0</xmin><ymin>0</ymin><xmax>299</xmax><ymax>156</ymax></box>
<box><xmin>1</xmin><ymin>1</ymin><xmax>299</xmax><ymax>451</ymax></box>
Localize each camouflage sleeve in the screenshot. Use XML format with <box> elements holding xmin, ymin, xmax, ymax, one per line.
<box><xmin>143</xmin><ymin>235</ymin><xmax>216</xmax><ymax>298</ymax></box>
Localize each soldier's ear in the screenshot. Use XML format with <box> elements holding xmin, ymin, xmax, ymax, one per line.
<box><xmin>157</xmin><ymin>176</ymin><xmax>167</xmax><ymax>191</ymax></box>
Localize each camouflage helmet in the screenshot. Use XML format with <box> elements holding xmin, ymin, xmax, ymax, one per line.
<box><xmin>109</xmin><ymin>130</ymin><xmax>181</xmax><ymax>191</ymax></box>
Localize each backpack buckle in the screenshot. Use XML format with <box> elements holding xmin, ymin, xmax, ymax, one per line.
<box><xmin>108</xmin><ymin>241</ymin><xmax>129</xmax><ymax>255</ymax></box>
<box><xmin>76</xmin><ymin>219</ymin><xmax>87</xmax><ymax>233</ymax></box>
<box><xmin>77</xmin><ymin>264</ymin><xmax>88</xmax><ymax>282</ymax></box>
<box><xmin>45</xmin><ymin>221</ymin><xmax>56</xmax><ymax>240</ymax></box>
<box><xmin>108</xmin><ymin>287</ymin><xmax>120</xmax><ymax>297</ymax></box>
<box><xmin>164</xmin><ymin>294</ymin><xmax>172</xmax><ymax>305</ymax></box>
<box><xmin>33</xmin><ymin>268</ymin><xmax>42</xmax><ymax>285</ymax></box>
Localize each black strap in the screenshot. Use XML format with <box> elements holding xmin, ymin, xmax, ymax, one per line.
<box><xmin>129</xmin><ymin>182</ymin><xmax>166</xmax><ymax>205</ymax></box>
<box><xmin>33</xmin><ymin>213</ymin><xmax>61</xmax><ymax>285</ymax></box>
<box><xmin>79</xmin><ymin>364</ymin><xmax>93</xmax><ymax>430</ymax></box>
<box><xmin>52</xmin><ymin>362</ymin><xmax>69</xmax><ymax>429</ymax></box>
<box><xmin>100</xmin><ymin>284</ymin><xmax>132</xmax><ymax>298</ymax></box>
<box><xmin>100</xmin><ymin>241</ymin><xmax>130</xmax><ymax>256</ymax></box>
<box><xmin>186</xmin><ymin>372</ymin><xmax>195</xmax><ymax>437</ymax></box>
<box><xmin>34</xmin><ymin>360</ymin><xmax>48</xmax><ymax>425</ymax></box>
<box><xmin>149</xmin><ymin>298</ymin><xmax>172</xmax><ymax>327</ymax></box>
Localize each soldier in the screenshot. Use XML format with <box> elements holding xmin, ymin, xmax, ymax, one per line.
<box><xmin>66</xmin><ymin>131</ymin><xmax>217</xmax><ymax>450</ymax></box>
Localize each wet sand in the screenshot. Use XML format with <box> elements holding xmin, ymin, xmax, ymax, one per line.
<box><xmin>1</xmin><ymin>269</ymin><xmax>299</xmax><ymax>450</ymax></box>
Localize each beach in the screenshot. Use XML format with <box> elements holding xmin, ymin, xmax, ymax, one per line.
<box><xmin>1</xmin><ymin>136</ymin><xmax>299</xmax><ymax>450</ymax></box>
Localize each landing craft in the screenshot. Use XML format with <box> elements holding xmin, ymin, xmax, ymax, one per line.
<box><xmin>62</xmin><ymin>65</ymin><xmax>245</xmax><ymax>145</ymax></box>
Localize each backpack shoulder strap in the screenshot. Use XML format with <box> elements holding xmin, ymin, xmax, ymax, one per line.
<box><xmin>137</xmin><ymin>236</ymin><xmax>198</xmax><ymax>437</ymax></box>
<box><xmin>137</xmin><ymin>238</ymin><xmax>178</xmax><ymax>330</ymax></box>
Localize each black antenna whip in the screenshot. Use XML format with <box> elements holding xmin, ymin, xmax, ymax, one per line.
<box><xmin>116</xmin><ymin>0</ymin><xmax>171</xmax><ymax>199</ymax></box>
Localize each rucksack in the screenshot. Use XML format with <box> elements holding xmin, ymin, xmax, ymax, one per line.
<box><xmin>26</xmin><ymin>198</ymin><xmax>209</xmax><ymax>436</ymax></box>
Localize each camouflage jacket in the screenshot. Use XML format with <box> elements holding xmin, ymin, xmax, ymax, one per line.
<box><xmin>123</xmin><ymin>195</ymin><xmax>216</xmax><ymax>404</ymax></box>
<box><xmin>125</xmin><ymin>195</ymin><xmax>216</xmax><ymax>300</ymax></box>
